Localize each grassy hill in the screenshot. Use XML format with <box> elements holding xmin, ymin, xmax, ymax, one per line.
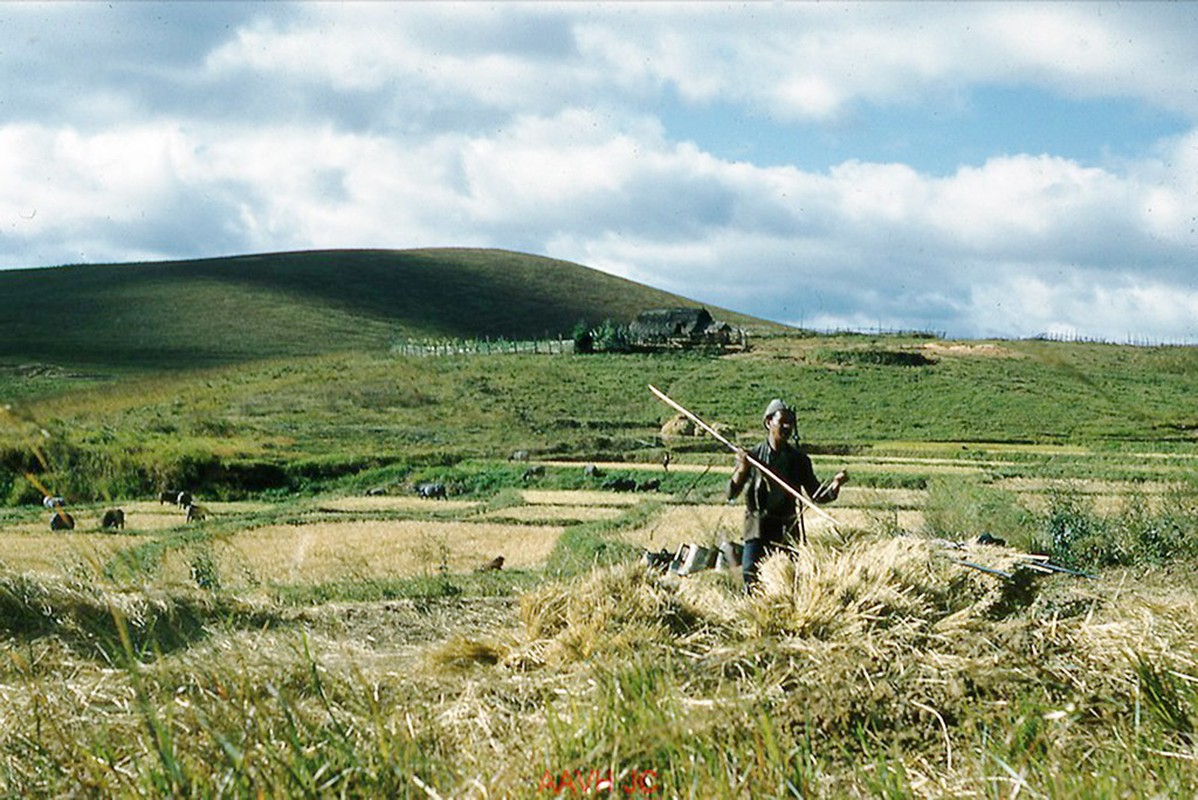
<box><xmin>0</xmin><ymin>248</ymin><xmax>779</xmax><ymax>370</ymax></box>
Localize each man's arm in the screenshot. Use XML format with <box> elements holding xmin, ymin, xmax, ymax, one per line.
<box><xmin>728</xmin><ymin>448</ymin><xmax>751</xmax><ymax>500</ymax></box>
<box><xmin>795</xmin><ymin>451</ymin><xmax>848</xmax><ymax>502</ymax></box>
<box><xmin>811</xmin><ymin>469</ymin><xmax>849</xmax><ymax>503</ymax></box>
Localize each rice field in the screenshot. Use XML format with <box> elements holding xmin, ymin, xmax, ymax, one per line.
<box><xmin>0</xmin><ymin>475</ymin><xmax>1172</xmax><ymax>588</ymax></box>
<box><xmin>0</xmin><ymin>483</ymin><xmax>926</xmax><ymax>587</ymax></box>
<box><xmin>193</xmin><ymin>519</ymin><xmax>563</xmax><ymax>587</ymax></box>
<box><xmin>0</xmin><ymin>471</ymin><xmax>1196</xmax><ymax>797</ymax></box>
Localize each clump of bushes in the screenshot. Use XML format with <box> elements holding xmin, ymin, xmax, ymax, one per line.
<box><xmin>1044</xmin><ymin>489</ymin><xmax>1198</xmax><ymax>569</ymax></box>
<box><xmin>572</xmin><ymin>318</ymin><xmax>633</xmax><ymax>354</ymax></box>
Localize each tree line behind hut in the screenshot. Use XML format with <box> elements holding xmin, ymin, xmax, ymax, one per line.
<box><xmin>574</xmin><ymin>307</ymin><xmax>746</xmax><ymax>353</ymax></box>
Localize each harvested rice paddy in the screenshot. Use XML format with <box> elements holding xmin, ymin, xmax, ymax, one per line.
<box><xmin>0</xmin><ymin>531</ymin><xmax>138</xmax><ymax>576</ymax></box>
<box><xmin>312</xmin><ymin>495</ymin><xmax>480</xmax><ymax>514</ymax></box>
<box><xmin>480</xmin><ymin>504</ymin><xmax>623</xmax><ymax>523</ymax></box>
<box><xmin>0</xmin><ymin>479</ymin><xmax>1174</xmax><ymax>589</ymax></box>
<box><xmin>165</xmin><ymin>519</ymin><xmax>564</xmax><ymax>589</ymax></box>
<box><xmin>0</xmin><ymin>475</ymin><xmax>1195</xmax><ymax>797</ymax></box>
<box><xmin>520</xmin><ymin>489</ymin><xmax>644</xmax><ymax>506</ymax></box>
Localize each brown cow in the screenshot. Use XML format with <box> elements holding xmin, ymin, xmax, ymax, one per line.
<box><xmin>476</xmin><ymin>555</ymin><xmax>505</xmax><ymax>572</ymax></box>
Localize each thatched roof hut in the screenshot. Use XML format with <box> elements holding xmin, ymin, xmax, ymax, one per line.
<box><xmin>629</xmin><ymin>307</ymin><xmax>736</xmax><ymax>347</ymax></box>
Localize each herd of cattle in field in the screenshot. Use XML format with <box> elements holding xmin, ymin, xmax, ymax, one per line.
<box><xmin>40</xmin><ymin>489</ymin><xmax>206</xmax><ymax>532</ymax></box>
<box><xmin>38</xmin><ymin>455</ymin><xmax>665</xmax><ymax>530</ymax></box>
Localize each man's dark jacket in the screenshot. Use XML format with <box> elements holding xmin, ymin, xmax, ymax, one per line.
<box><xmin>728</xmin><ymin>440</ymin><xmax>837</xmax><ymax>543</ymax></box>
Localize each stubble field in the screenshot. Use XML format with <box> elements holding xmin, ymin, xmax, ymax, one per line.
<box><xmin>1</xmin><ymin>453</ymin><xmax>1196</xmax><ymax>797</ymax></box>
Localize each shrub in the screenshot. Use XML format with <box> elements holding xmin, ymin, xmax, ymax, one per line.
<box><xmin>589</xmin><ymin>319</ymin><xmax>632</xmax><ymax>353</ymax></box>
<box><xmin>1042</xmin><ymin>488</ymin><xmax>1198</xmax><ymax>569</ymax></box>
<box><xmin>921</xmin><ymin>476</ymin><xmax>1035</xmax><ymax>547</ymax></box>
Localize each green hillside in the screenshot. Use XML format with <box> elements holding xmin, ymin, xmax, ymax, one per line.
<box><xmin>0</xmin><ymin>248</ymin><xmax>778</xmax><ymax>369</ymax></box>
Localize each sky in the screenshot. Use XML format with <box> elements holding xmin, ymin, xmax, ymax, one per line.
<box><xmin>3</xmin><ymin>1</ymin><xmax>1198</xmax><ymax>343</ymax></box>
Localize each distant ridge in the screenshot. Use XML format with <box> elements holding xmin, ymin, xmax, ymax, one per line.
<box><xmin>0</xmin><ymin>249</ymin><xmax>784</xmax><ymax>369</ymax></box>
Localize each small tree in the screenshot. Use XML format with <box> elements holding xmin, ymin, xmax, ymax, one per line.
<box><xmin>571</xmin><ymin>319</ymin><xmax>594</xmax><ymax>354</ymax></box>
<box><xmin>591</xmin><ymin>318</ymin><xmax>632</xmax><ymax>353</ymax></box>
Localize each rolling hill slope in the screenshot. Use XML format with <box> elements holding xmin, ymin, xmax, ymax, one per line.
<box><xmin>0</xmin><ymin>248</ymin><xmax>781</xmax><ymax>369</ymax></box>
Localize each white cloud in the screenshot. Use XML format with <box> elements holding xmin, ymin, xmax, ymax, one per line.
<box><xmin>4</xmin><ymin>2</ymin><xmax>1198</xmax><ymax>342</ymax></box>
<box><xmin>969</xmin><ymin>271</ymin><xmax>1198</xmax><ymax>342</ymax></box>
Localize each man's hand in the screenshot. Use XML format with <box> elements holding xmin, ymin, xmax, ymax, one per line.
<box><xmin>732</xmin><ymin>448</ymin><xmax>750</xmax><ymax>479</ymax></box>
<box><xmin>831</xmin><ymin>469</ymin><xmax>849</xmax><ymax>489</ymax></box>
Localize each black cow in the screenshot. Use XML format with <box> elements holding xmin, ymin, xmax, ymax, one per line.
<box><xmin>50</xmin><ymin>511</ymin><xmax>75</xmax><ymax>531</ymax></box>
<box><xmin>101</xmin><ymin>508</ymin><xmax>125</xmax><ymax>530</ymax></box>
<box><xmin>603</xmin><ymin>476</ymin><xmax>637</xmax><ymax>492</ymax></box>
<box><xmin>522</xmin><ymin>465</ymin><xmax>545</xmax><ymax>482</ymax></box>
<box><xmin>637</xmin><ymin>478</ymin><xmax>661</xmax><ymax>492</ymax></box>
<box><xmin>415</xmin><ymin>482</ymin><xmax>447</xmax><ymax>500</ymax></box>
<box><xmin>158</xmin><ymin>490</ymin><xmax>193</xmax><ymax>508</ymax></box>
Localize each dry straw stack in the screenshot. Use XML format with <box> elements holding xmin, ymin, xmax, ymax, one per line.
<box><xmin>509</xmin><ymin>533</ymin><xmax>1197</xmax><ymax>790</ymax></box>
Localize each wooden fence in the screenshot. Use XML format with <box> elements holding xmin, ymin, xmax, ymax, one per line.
<box><xmin>391</xmin><ymin>337</ymin><xmax>574</xmax><ymax>357</ymax></box>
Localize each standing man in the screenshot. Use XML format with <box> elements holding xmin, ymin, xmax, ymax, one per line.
<box><xmin>728</xmin><ymin>399</ymin><xmax>848</xmax><ymax>591</ymax></box>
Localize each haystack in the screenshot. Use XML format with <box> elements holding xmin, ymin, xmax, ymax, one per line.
<box><xmin>660</xmin><ymin>413</ymin><xmax>696</xmax><ymax>439</ymax></box>
<box><xmin>509</xmin><ymin>533</ymin><xmax>1198</xmax><ymax>787</ymax></box>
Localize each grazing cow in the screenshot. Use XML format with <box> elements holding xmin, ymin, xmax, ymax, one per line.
<box><xmin>415</xmin><ymin>482</ymin><xmax>447</xmax><ymax>500</ymax></box>
<box><xmin>508</xmin><ymin>450</ymin><xmax>530</xmax><ymax>462</ymax></box>
<box><xmin>583</xmin><ymin>464</ymin><xmax>604</xmax><ymax>478</ymax></box>
<box><xmin>476</xmin><ymin>555</ymin><xmax>505</xmax><ymax>572</ymax></box>
<box><xmin>158</xmin><ymin>490</ymin><xmax>193</xmax><ymax>507</ymax></box>
<box><xmin>637</xmin><ymin>478</ymin><xmax>661</xmax><ymax>492</ymax></box>
<box><xmin>521</xmin><ymin>465</ymin><xmax>545</xmax><ymax>482</ymax></box>
<box><xmin>364</xmin><ymin>486</ymin><xmax>387</xmax><ymax>496</ymax></box>
<box><xmin>101</xmin><ymin>508</ymin><xmax>125</xmax><ymax>530</ymax></box>
<box><xmin>50</xmin><ymin>511</ymin><xmax>75</xmax><ymax>531</ymax></box>
<box><xmin>602</xmin><ymin>476</ymin><xmax>637</xmax><ymax>492</ymax></box>
<box><xmin>185</xmin><ymin>503</ymin><xmax>207</xmax><ymax>523</ymax></box>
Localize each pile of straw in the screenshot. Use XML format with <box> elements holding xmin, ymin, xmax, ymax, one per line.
<box><xmin>514</xmin><ymin>533</ymin><xmax>1198</xmax><ymax>781</ymax></box>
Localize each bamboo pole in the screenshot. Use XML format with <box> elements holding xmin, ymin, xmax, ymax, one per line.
<box><xmin>648</xmin><ymin>385</ymin><xmax>840</xmax><ymax>528</ymax></box>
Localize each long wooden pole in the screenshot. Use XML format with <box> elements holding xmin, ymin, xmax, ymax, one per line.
<box><xmin>648</xmin><ymin>385</ymin><xmax>839</xmax><ymax>528</ymax></box>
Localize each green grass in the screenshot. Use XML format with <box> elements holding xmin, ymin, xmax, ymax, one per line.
<box><xmin>2</xmin><ymin>249</ymin><xmax>1197</xmax><ymax>505</ymax></box>
<box><xmin>5</xmin><ymin>338</ymin><xmax>1198</xmax><ymax>505</ymax></box>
